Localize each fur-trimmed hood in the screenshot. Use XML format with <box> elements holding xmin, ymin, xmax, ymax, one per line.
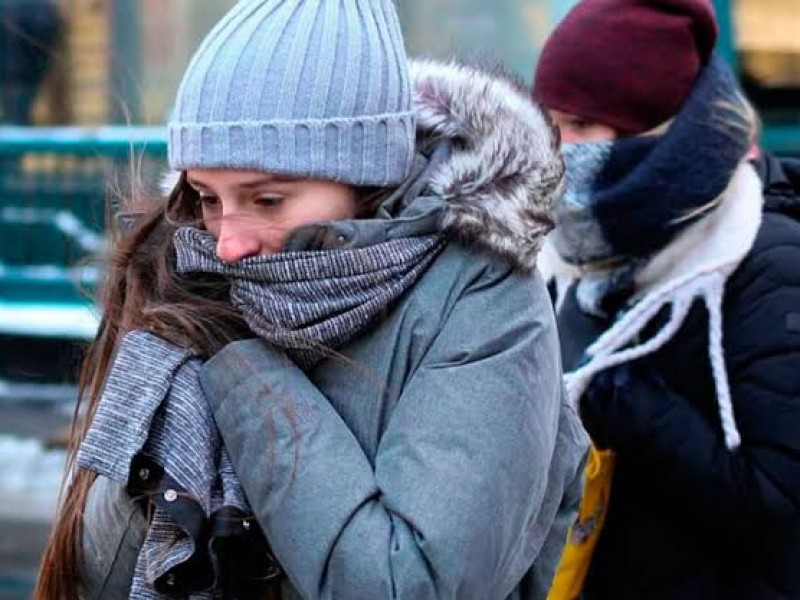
<box><xmin>162</xmin><ymin>60</ymin><xmax>563</xmax><ymax>271</ymax></box>
<box><xmin>409</xmin><ymin>59</ymin><xmax>564</xmax><ymax>270</ymax></box>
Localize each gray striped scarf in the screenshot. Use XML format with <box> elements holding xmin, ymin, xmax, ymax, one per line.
<box><xmin>173</xmin><ymin>226</ymin><xmax>445</xmax><ymax>369</ymax></box>
<box><xmin>77</xmin><ymin>331</ymin><xmax>267</xmax><ymax>600</ymax></box>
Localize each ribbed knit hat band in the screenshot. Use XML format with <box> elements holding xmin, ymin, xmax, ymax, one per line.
<box><xmin>168</xmin><ymin>0</ymin><xmax>416</xmax><ymax>186</ymax></box>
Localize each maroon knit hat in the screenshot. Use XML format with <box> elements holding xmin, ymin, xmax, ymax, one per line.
<box><xmin>533</xmin><ymin>0</ymin><xmax>718</xmax><ymax>134</ymax></box>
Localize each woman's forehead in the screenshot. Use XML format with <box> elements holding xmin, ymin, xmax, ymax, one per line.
<box><xmin>186</xmin><ymin>169</ymin><xmax>299</xmax><ymax>189</ymax></box>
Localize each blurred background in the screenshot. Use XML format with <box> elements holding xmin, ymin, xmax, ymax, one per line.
<box><xmin>1</xmin><ymin>0</ymin><xmax>799</xmax><ymax>598</ymax></box>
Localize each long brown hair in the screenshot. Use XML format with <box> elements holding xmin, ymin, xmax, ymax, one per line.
<box><xmin>34</xmin><ymin>174</ymin><xmax>254</xmax><ymax>600</ymax></box>
<box><xmin>35</xmin><ymin>173</ymin><xmax>389</xmax><ymax>600</ymax></box>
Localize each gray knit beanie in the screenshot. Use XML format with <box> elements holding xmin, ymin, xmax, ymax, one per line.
<box><xmin>168</xmin><ymin>0</ymin><xmax>416</xmax><ymax>186</ymax></box>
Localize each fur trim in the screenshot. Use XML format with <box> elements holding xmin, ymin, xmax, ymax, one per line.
<box><xmin>411</xmin><ymin>59</ymin><xmax>564</xmax><ymax>271</ymax></box>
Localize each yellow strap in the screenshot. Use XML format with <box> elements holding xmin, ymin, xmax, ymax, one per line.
<box><xmin>547</xmin><ymin>446</ymin><xmax>615</xmax><ymax>600</ymax></box>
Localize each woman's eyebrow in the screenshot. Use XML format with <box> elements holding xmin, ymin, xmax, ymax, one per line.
<box><xmin>186</xmin><ymin>178</ymin><xmax>211</xmax><ymax>190</ymax></box>
<box><xmin>239</xmin><ymin>175</ymin><xmax>298</xmax><ymax>189</ymax></box>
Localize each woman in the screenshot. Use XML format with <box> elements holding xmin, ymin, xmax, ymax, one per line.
<box><xmin>534</xmin><ymin>1</ymin><xmax>800</xmax><ymax>599</ymax></box>
<box><xmin>35</xmin><ymin>2</ymin><xmax>588</xmax><ymax>599</ymax></box>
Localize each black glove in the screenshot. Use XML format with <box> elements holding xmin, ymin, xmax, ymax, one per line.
<box><xmin>580</xmin><ymin>360</ymin><xmax>677</xmax><ymax>451</ymax></box>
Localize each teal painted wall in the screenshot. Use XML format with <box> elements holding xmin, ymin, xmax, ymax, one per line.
<box><xmin>398</xmin><ymin>0</ymin><xmax>577</xmax><ymax>82</ymax></box>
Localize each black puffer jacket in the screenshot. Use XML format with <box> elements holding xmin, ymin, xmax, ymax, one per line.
<box><xmin>558</xmin><ymin>155</ymin><xmax>800</xmax><ymax>600</ymax></box>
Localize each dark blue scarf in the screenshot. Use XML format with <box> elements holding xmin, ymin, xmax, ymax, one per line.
<box><xmin>551</xmin><ymin>56</ymin><xmax>754</xmax><ymax>316</ymax></box>
<box><xmin>553</xmin><ymin>55</ymin><xmax>753</xmax><ymax>267</ymax></box>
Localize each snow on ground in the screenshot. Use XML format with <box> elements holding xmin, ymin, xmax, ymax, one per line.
<box><xmin>0</xmin><ymin>435</ymin><xmax>65</xmax><ymax>521</ymax></box>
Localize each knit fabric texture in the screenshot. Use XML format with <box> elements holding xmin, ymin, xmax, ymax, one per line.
<box><xmin>546</xmin><ymin>56</ymin><xmax>760</xmax><ymax>452</ymax></box>
<box><xmin>534</xmin><ymin>0</ymin><xmax>718</xmax><ymax>134</ymax></box>
<box><xmin>77</xmin><ymin>331</ymin><xmax>279</xmax><ymax>600</ymax></box>
<box><xmin>551</xmin><ymin>55</ymin><xmax>753</xmax><ymax>305</ymax></box>
<box><xmin>168</xmin><ymin>0</ymin><xmax>416</xmax><ymax>186</ymax></box>
<box><xmin>173</xmin><ymin>226</ymin><xmax>445</xmax><ymax>369</ymax></box>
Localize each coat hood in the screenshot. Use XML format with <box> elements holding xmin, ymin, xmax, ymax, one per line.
<box><xmin>755</xmin><ymin>153</ymin><xmax>800</xmax><ymax>219</ymax></box>
<box><xmin>161</xmin><ymin>60</ymin><xmax>563</xmax><ymax>271</ymax></box>
<box><xmin>410</xmin><ymin>59</ymin><xmax>564</xmax><ymax>270</ymax></box>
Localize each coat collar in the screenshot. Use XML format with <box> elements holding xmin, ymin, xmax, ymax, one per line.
<box><xmin>409</xmin><ymin>59</ymin><xmax>563</xmax><ymax>271</ymax></box>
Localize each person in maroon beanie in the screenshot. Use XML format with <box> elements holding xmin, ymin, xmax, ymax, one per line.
<box><xmin>535</xmin><ymin>0</ymin><xmax>717</xmax><ymax>141</ymax></box>
<box><xmin>534</xmin><ymin>1</ymin><xmax>800</xmax><ymax>599</ymax></box>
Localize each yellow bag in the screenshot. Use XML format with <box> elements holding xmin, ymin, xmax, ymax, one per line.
<box><xmin>547</xmin><ymin>446</ymin><xmax>616</xmax><ymax>600</ymax></box>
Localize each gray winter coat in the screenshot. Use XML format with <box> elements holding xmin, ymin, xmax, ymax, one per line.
<box><xmin>81</xmin><ymin>60</ymin><xmax>588</xmax><ymax>600</ymax></box>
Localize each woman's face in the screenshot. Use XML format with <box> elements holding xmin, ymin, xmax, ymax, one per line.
<box><xmin>186</xmin><ymin>169</ymin><xmax>359</xmax><ymax>261</ymax></box>
<box><xmin>549</xmin><ymin>110</ymin><xmax>618</xmax><ymax>144</ymax></box>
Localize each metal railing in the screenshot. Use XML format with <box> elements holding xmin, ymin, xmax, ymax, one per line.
<box><xmin>0</xmin><ymin>126</ymin><xmax>166</xmax><ymax>339</ymax></box>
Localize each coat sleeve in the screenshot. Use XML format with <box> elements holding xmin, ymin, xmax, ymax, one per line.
<box><xmin>81</xmin><ymin>476</ymin><xmax>147</xmax><ymax>600</ymax></box>
<box><xmin>580</xmin><ymin>226</ymin><xmax>800</xmax><ymax>542</ymax></box>
<box><xmin>199</xmin><ymin>265</ymin><xmax>565</xmax><ymax>600</ymax></box>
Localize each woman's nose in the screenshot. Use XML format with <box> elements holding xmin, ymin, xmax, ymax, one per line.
<box><xmin>215</xmin><ymin>216</ymin><xmax>263</xmax><ymax>262</ymax></box>
<box><xmin>559</xmin><ymin>129</ymin><xmax>580</xmax><ymax>144</ymax></box>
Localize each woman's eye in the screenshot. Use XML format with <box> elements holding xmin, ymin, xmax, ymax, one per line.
<box><xmin>198</xmin><ymin>194</ymin><xmax>219</xmax><ymax>207</ymax></box>
<box><xmin>255</xmin><ymin>196</ymin><xmax>284</xmax><ymax>208</ymax></box>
